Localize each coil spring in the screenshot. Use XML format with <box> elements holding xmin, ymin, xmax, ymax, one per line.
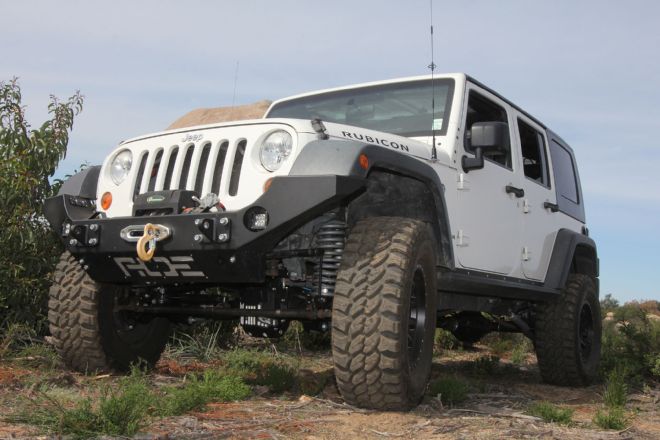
<box><xmin>313</xmin><ymin>220</ymin><xmax>347</xmax><ymax>296</ymax></box>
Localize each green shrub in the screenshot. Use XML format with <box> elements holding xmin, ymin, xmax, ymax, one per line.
<box><xmin>482</xmin><ymin>333</ymin><xmax>514</xmax><ymax>356</ymax></box>
<box><xmin>651</xmin><ymin>354</ymin><xmax>660</xmax><ymax>378</ymax></box>
<box><xmin>277</xmin><ymin>321</ymin><xmax>331</xmax><ymax>352</ymax></box>
<box><xmin>472</xmin><ymin>355</ymin><xmax>500</xmax><ymax>376</ymax></box>
<box><xmin>6</xmin><ymin>367</ymin><xmax>155</xmax><ymax>439</ymax></box>
<box><xmin>600</xmin><ymin>294</ymin><xmax>620</xmax><ymax>314</ymax></box>
<box><xmin>603</xmin><ymin>366</ymin><xmax>628</xmax><ymax>408</ymax></box>
<box><xmin>96</xmin><ymin>371</ymin><xmax>156</xmax><ymax>437</ymax></box>
<box><xmin>168</xmin><ymin>320</ymin><xmax>237</xmax><ymax>361</ymax></box>
<box><xmin>0</xmin><ymin>78</ymin><xmax>83</xmax><ymax>333</ymax></box>
<box><xmin>223</xmin><ymin>348</ymin><xmax>298</xmax><ymax>393</ymax></box>
<box><xmin>600</xmin><ymin>303</ymin><xmax>660</xmax><ymax>380</ymax></box>
<box><xmin>593</xmin><ymin>407</ymin><xmax>627</xmax><ymax>430</ymax></box>
<box><xmin>433</xmin><ymin>328</ymin><xmax>460</xmax><ymax>352</ymax></box>
<box><xmin>160</xmin><ymin>371</ymin><xmax>251</xmax><ymax>416</ymax></box>
<box><xmin>510</xmin><ymin>340</ymin><xmax>531</xmax><ymax>365</ymax></box>
<box><xmin>528</xmin><ymin>401</ymin><xmax>574</xmax><ymax>425</ymax></box>
<box><xmin>428</xmin><ymin>377</ymin><xmax>470</xmax><ymax>406</ymax></box>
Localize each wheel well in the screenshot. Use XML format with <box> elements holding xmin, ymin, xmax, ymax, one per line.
<box><xmin>346</xmin><ymin>167</ymin><xmax>452</xmax><ymax>268</ymax></box>
<box><xmin>572</xmin><ymin>244</ymin><xmax>598</xmax><ymax>278</ymax></box>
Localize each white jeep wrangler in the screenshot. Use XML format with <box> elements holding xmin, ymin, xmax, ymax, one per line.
<box><xmin>45</xmin><ymin>73</ymin><xmax>600</xmax><ymax>410</ymax></box>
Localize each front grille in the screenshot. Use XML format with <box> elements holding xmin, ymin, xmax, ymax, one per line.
<box><xmin>131</xmin><ymin>138</ymin><xmax>248</xmax><ymax>199</ymax></box>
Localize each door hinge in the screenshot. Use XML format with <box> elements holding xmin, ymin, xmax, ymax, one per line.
<box><xmin>522</xmin><ymin>246</ymin><xmax>531</xmax><ymax>261</ymax></box>
<box><xmin>523</xmin><ymin>199</ymin><xmax>530</xmax><ymax>214</ymax></box>
<box><xmin>457</xmin><ymin>173</ymin><xmax>469</xmax><ymax>191</ymax></box>
<box><xmin>456</xmin><ymin>229</ymin><xmax>469</xmax><ymax>247</ymax></box>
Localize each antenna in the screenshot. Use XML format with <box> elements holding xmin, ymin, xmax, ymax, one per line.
<box><xmin>428</xmin><ymin>0</ymin><xmax>438</xmax><ymax>161</ymax></box>
<box><xmin>231</xmin><ymin>61</ymin><xmax>240</xmax><ymax>107</ymax></box>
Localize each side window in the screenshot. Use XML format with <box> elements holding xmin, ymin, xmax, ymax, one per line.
<box><xmin>549</xmin><ymin>140</ymin><xmax>579</xmax><ymax>203</ymax></box>
<box><xmin>518</xmin><ymin>119</ymin><xmax>550</xmax><ymax>187</ymax></box>
<box><xmin>464</xmin><ymin>91</ymin><xmax>511</xmax><ymax>169</ymax></box>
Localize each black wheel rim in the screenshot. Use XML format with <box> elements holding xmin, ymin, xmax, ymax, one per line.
<box><xmin>408</xmin><ymin>267</ymin><xmax>427</xmax><ymax>369</ymax></box>
<box><xmin>578</xmin><ymin>302</ymin><xmax>595</xmax><ymax>362</ymax></box>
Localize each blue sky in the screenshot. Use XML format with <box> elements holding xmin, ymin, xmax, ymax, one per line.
<box><xmin>2</xmin><ymin>0</ymin><xmax>658</xmax><ymax>302</ymax></box>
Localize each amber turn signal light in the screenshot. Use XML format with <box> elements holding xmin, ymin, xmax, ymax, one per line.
<box><xmin>359</xmin><ymin>153</ymin><xmax>369</xmax><ymax>170</ymax></box>
<box><xmin>263</xmin><ymin>178</ymin><xmax>274</xmax><ymax>193</ymax></box>
<box><xmin>101</xmin><ymin>192</ymin><xmax>113</xmax><ymax>210</ymax></box>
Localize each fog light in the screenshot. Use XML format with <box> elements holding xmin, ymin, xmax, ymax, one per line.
<box><xmin>244</xmin><ymin>207</ymin><xmax>269</xmax><ymax>231</ymax></box>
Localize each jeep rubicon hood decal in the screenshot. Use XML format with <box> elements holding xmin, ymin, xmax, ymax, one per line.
<box><xmin>320</xmin><ymin>121</ymin><xmax>446</xmax><ymax>162</ymax></box>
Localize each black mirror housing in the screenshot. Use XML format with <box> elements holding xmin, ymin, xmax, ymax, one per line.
<box><xmin>462</xmin><ymin>121</ymin><xmax>510</xmax><ymax>172</ymax></box>
<box><xmin>470</xmin><ymin>121</ymin><xmax>509</xmax><ymax>152</ymax></box>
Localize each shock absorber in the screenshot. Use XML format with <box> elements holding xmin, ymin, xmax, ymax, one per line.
<box><xmin>313</xmin><ymin>219</ymin><xmax>347</xmax><ymax>296</ymax></box>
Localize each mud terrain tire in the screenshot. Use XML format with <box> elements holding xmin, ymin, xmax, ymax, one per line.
<box><xmin>332</xmin><ymin>217</ymin><xmax>437</xmax><ymax>410</ymax></box>
<box><xmin>534</xmin><ymin>273</ymin><xmax>601</xmax><ymax>386</ymax></box>
<box><xmin>48</xmin><ymin>252</ymin><xmax>170</xmax><ymax>372</ymax></box>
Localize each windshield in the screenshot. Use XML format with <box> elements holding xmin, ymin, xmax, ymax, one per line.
<box><xmin>266</xmin><ymin>78</ymin><xmax>455</xmax><ymax>137</ymax></box>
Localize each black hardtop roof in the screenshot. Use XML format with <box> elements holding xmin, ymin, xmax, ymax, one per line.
<box><xmin>466</xmin><ymin>75</ymin><xmax>547</xmax><ymax>131</ymax></box>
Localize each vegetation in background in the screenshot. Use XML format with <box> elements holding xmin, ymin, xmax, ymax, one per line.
<box><xmin>593</xmin><ymin>407</ymin><xmax>627</xmax><ymax>430</ymax></box>
<box><xmin>510</xmin><ymin>339</ymin><xmax>532</xmax><ymax>365</ymax></box>
<box><xmin>602</xmin><ymin>366</ymin><xmax>628</xmax><ymax>408</ymax></box>
<box><xmin>223</xmin><ymin>348</ymin><xmax>298</xmax><ymax>393</ymax></box>
<box><xmin>600</xmin><ymin>301</ymin><xmax>660</xmax><ymax>381</ymax></box>
<box><xmin>481</xmin><ymin>333</ymin><xmax>514</xmax><ymax>357</ymax></box>
<box><xmin>159</xmin><ymin>371</ymin><xmax>250</xmax><ymax>416</ymax></box>
<box><xmin>472</xmin><ymin>355</ymin><xmax>500</xmax><ymax>376</ymax></box>
<box><xmin>428</xmin><ymin>377</ymin><xmax>470</xmax><ymax>406</ymax></box>
<box><xmin>600</xmin><ymin>293</ymin><xmax>620</xmax><ymax>314</ymax></box>
<box><xmin>277</xmin><ymin>320</ymin><xmax>331</xmax><ymax>352</ymax></box>
<box><xmin>7</xmin><ymin>367</ymin><xmax>155</xmax><ymax>439</ymax></box>
<box><xmin>527</xmin><ymin>401</ymin><xmax>574</xmax><ymax>425</ymax></box>
<box><xmin>0</xmin><ymin>78</ymin><xmax>83</xmax><ymax>332</ymax></box>
<box><xmin>6</xmin><ymin>365</ymin><xmax>251</xmax><ymax>438</ymax></box>
<box><xmin>167</xmin><ymin>320</ymin><xmax>238</xmax><ymax>361</ymax></box>
<box><xmin>433</xmin><ymin>328</ymin><xmax>460</xmax><ymax>353</ymax></box>
<box><xmin>592</xmin><ymin>362</ymin><xmax>630</xmax><ymax>430</ymax></box>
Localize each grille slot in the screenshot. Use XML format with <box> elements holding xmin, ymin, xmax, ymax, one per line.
<box><xmin>179</xmin><ymin>145</ymin><xmax>195</xmax><ymax>190</ymax></box>
<box><xmin>133</xmin><ymin>152</ymin><xmax>149</xmax><ymax>199</ymax></box>
<box><xmin>228</xmin><ymin>139</ymin><xmax>246</xmax><ymax>196</ymax></box>
<box><xmin>194</xmin><ymin>143</ymin><xmax>211</xmax><ymax>195</ymax></box>
<box><xmin>148</xmin><ymin>149</ymin><xmax>163</xmax><ymax>192</ymax></box>
<box><xmin>162</xmin><ymin>147</ymin><xmax>179</xmax><ymax>190</ymax></box>
<box><xmin>211</xmin><ymin>140</ymin><xmax>229</xmax><ymax>194</ymax></box>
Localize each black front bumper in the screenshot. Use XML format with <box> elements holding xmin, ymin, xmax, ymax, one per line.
<box><xmin>44</xmin><ymin>175</ymin><xmax>365</xmax><ymax>285</ymax></box>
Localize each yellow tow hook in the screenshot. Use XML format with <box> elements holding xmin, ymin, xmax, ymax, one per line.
<box><xmin>136</xmin><ymin>223</ymin><xmax>158</xmax><ymax>262</ymax></box>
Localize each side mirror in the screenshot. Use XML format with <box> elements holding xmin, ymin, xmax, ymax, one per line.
<box><xmin>462</xmin><ymin>121</ymin><xmax>510</xmax><ymax>172</ymax></box>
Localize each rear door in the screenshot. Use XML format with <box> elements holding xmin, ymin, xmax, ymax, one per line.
<box><xmin>512</xmin><ymin>113</ymin><xmax>556</xmax><ymax>280</ymax></box>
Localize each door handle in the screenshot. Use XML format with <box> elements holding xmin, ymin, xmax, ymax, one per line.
<box><xmin>505</xmin><ymin>185</ymin><xmax>525</xmax><ymax>198</ymax></box>
<box><xmin>544</xmin><ymin>202</ymin><xmax>559</xmax><ymax>212</ymax></box>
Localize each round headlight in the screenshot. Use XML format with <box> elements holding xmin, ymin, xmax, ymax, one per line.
<box><xmin>259</xmin><ymin>130</ymin><xmax>292</xmax><ymax>172</ymax></box>
<box><xmin>110</xmin><ymin>149</ymin><xmax>133</xmax><ymax>185</ymax></box>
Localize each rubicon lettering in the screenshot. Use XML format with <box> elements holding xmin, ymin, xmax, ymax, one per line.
<box><xmin>341</xmin><ymin>131</ymin><xmax>410</xmax><ymax>152</ymax></box>
<box><xmin>114</xmin><ymin>256</ymin><xmax>205</xmax><ymax>278</ymax></box>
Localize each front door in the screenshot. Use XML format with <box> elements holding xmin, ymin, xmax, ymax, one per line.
<box><xmin>455</xmin><ymin>86</ymin><xmax>523</xmax><ymax>276</ymax></box>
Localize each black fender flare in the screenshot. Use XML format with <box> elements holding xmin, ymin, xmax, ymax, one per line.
<box><xmin>58</xmin><ymin>165</ymin><xmax>101</xmax><ymax>198</ymax></box>
<box><xmin>290</xmin><ymin>140</ymin><xmax>454</xmax><ymax>268</ymax></box>
<box><xmin>544</xmin><ymin>229</ymin><xmax>599</xmax><ymax>292</ymax></box>
<box><xmin>43</xmin><ymin>166</ymin><xmax>100</xmax><ymax>230</ymax></box>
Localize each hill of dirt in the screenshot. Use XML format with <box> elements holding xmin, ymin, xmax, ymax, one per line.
<box><xmin>167</xmin><ymin>100</ymin><xmax>272</xmax><ymax>130</ymax></box>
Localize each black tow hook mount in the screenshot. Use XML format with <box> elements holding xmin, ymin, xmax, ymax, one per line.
<box><xmin>195</xmin><ymin>216</ymin><xmax>231</xmax><ymax>243</ymax></box>
<box><xmin>65</xmin><ymin>223</ymin><xmax>101</xmax><ymax>247</ymax></box>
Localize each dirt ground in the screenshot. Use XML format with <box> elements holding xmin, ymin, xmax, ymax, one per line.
<box><xmin>0</xmin><ymin>347</ymin><xmax>658</xmax><ymax>440</ymax></box>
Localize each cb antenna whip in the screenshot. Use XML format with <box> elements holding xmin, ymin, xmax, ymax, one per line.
<box><xmin>428</xmin><ymin>0</ymin><xmax>438</xmax><ymax>160</ymax></box>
